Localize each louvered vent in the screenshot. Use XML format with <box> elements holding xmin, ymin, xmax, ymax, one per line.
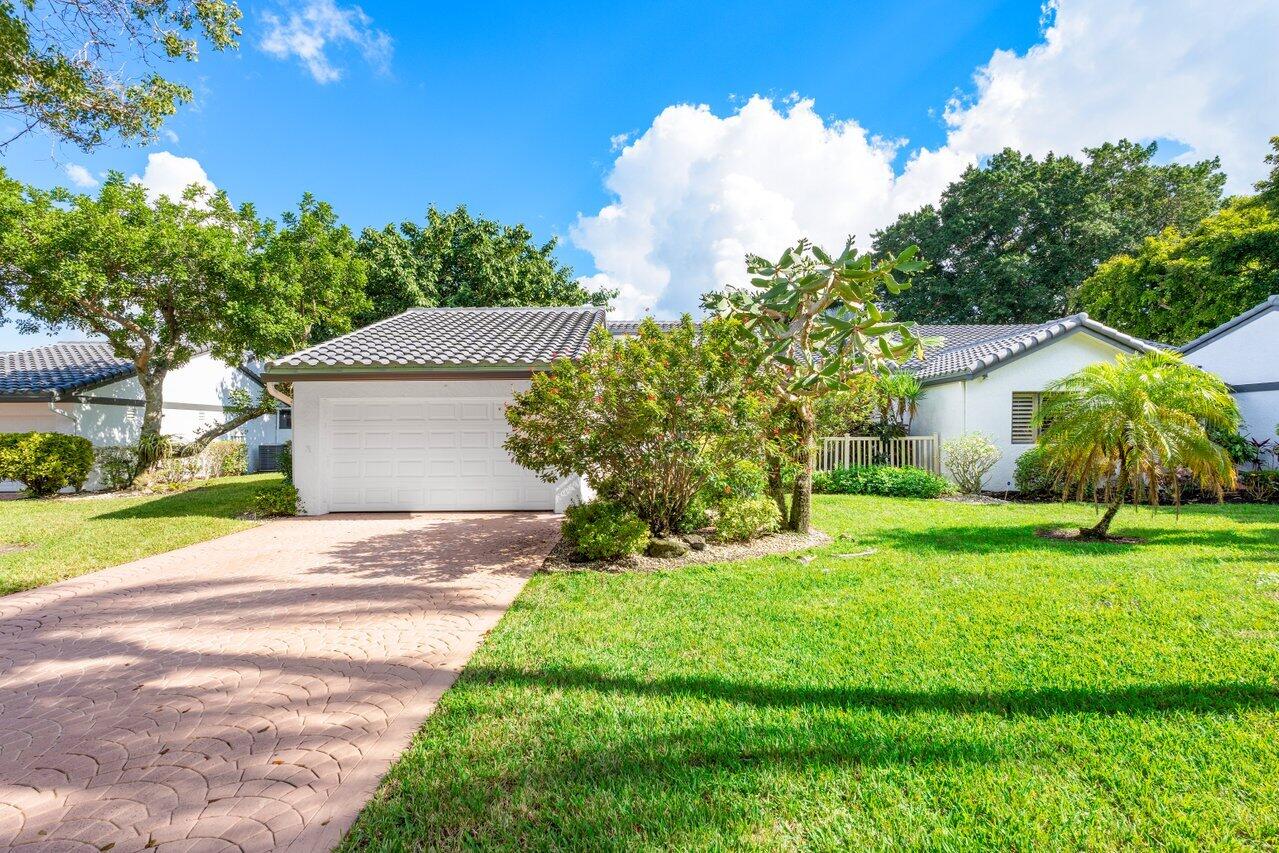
<box><xmin>1011</xmin><ymin>392</ymin><xmax>1039</xmax><ymax>444</ymax></box>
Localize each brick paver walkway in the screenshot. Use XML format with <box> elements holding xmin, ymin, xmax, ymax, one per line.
<box><xmin>0</xmin><ymin>512</ymin><xmax>559</xmax><ymax>852</ymax></box>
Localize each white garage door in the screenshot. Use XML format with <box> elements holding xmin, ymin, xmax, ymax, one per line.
<box><xmin>323</xmin><ymin>396</ymin><xmax>554</xmax><ymax>511</ymax></box>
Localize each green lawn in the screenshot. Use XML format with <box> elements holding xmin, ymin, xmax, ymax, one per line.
<box><xmin>0</xmin><ymin>473</ymin><xmax>280</xmax><ymax>596</ymax></box>
<box><xmin>343</xmin><ymin>496</ymin><xmax>1279</xmax><ymax>850</ymax></box>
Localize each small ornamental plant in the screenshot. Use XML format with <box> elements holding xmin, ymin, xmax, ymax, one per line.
<box><xmin>504</xmin><ymin>317</ymin><xmax>765</xmax><ymax>537</ymax></box>
<box><xmin>943</xmin><ymin>432</ymin><xmax>1002</xmax><ymax>495</ymax></box>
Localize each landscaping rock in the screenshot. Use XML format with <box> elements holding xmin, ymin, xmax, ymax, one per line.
<box><xmin>682</xmin><ymin>533</ymin><xmax>707</xmax><ymax>551</ymax></box>
<box><xmin>646</xmin><ymin>537</ymin><xmax>689</xmax><ymax>558</ymax></box>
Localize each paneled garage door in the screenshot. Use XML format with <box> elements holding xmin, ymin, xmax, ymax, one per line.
<box><xmin>323</xmin><ymin>397</ymin><xmax>554</xmax><ymax>511</ymax></box>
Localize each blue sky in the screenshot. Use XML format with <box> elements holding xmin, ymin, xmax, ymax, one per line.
<box><xmin>2</xmin><ymin>0</ymin><xmax>1276</xmax><ymax>347</ymax></box>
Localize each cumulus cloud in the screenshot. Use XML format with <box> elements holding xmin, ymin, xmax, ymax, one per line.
<box><xmin>64</xmin><ymin>163</ymin><xmax>99</xmax><ymax>188</ymax></box>
<box><xmin>129</xmin><ymin>152</ymin><xmax>217</xmax><ymax>203</ymax></box>
<box><xmin>573</xmin><ymin>0</ymin><xmax>1279</xmax><ymax>318</ymax></box>
<box><xmin>260</xmin><ymin>0</ymin><xmax>392</xmax><ymax>84</ymax></box>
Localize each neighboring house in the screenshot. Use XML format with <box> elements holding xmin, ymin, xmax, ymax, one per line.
<box><xmin>1181</xmin><ymin>295</ymin><xmax>1279</xmax><ymax>465</ymax></box>
<box><xmin>907</xmin><ymin>314</ymin><xmax>1157</xmax><ymax>490</ymax></box>
<box><xmin>0</xmin><ymin>342</ymin><xmax>290</xmax><ymax>490</ymax></box>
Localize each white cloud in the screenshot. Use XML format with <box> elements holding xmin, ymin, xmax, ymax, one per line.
<box><xmin>129</xmin><ymin>152</ymin><xmax>217</xmax><ymax>203</ymax></box>
<box><xmin>260</xmin><ymin>0</ymin><xmax>392</xmax><ymax>84</ymax></box>
<box><xmin>162</xmin><ymin>128</ymin><xmax>180</xmax><ymax>144</ymax></box>
<box><xmin>64</xmin><ymin>164</ymin><xmax>99</xmax><ymax>189</ymax></box>
<box><xmin>573</xmin><ymin>0</ymin><xmax>1279</xmax><ymax>318</ymax></box>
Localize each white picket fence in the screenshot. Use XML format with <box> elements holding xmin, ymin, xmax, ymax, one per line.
<box><xmin>817</xmin><ymin>435</ymin><xmax>941</xmax><ymax>474</ymax></box>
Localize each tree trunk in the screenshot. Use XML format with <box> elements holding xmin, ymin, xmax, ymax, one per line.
<box><xmin>766</xmin><ymin>454</ymin><xmax>788</xmax><ymax>521</ymax></box>
<box><xmin>135</xmin><ymin>371</ymin><xmax>167</xmax><ymax>472</ymax></box>
<box><xmin>1084</xmin><ymin>467</ymin><xmax>1130</xmax><ymax>539</ymax></box>
<box><xmin>176</xmin><ymin>399</ymin><xmax>275</xmax><ymax>457</ymax></box>
<box><xmin>788</xmin><ymin>404</ymin><xmax>816</xmax><ymax>534</ymax></box>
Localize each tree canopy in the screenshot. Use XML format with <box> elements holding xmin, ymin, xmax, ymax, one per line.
<box><xmin>1076</xmin><ymin>197</ymin><xmax>1279</xmax><ymax>344</ymax></box>
<box><xmin>0</xmin><ymin>0</ymin><xmax>241</xmax><ymax>150</ymax></box>
<box><xmin>354</xmin><ymin>205</ymin><xmax>613</xmax><ymax>326</ymax></box>
<box><xmin>872</xmin><ymin>141</ymin><xmax>1225</xmax><ymax>323</ymax></box>
<box><xmin>0</xmin><ymin>169</ymin><xmax>365</xmax><ymax>450</ymax></box>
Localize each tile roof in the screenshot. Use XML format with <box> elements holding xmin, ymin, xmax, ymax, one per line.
<box><xmin>606</xmin><ymin>319</ymin><xmax>690</xmax><ymax>336</ymax></box>
<box><xmin>0</xmin><ymin>342</ymin><xmax>134</xmax><ymax>397</ymax></box>
<box><xmin>1180</xmin><ymin>295</ymin><xmax>1279</xmax><ymax>354</ymax></box>
<box><xmin>905</xmin><ymin>314</ymin><xmax>1156</xmax><ymax>384</ymax></box>
<box><xmin>268</xmin><ymin>306</ymin><xmax>606</xmax><ymax>371</ymax></box>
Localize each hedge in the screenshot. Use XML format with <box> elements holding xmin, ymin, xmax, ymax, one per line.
<box><xmin>0</xmin><ymin>432</ymin><xmax>95</xmax><ymax>496</ymax></box>
<box><xmin>812</xmin><ymin>464</ymin><xmax>951</xmax><ymax>499</ymax></box>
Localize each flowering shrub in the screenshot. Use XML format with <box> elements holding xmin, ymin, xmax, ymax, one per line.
<box><xmin>942</xmin><ymin>432</ymin><xmax>1002</xmax><ymax>495</ymax></box>
<box><xmin>504</xmin><ymin>317</ymin><xmax>765</xmax><ymax>536</ymax></box>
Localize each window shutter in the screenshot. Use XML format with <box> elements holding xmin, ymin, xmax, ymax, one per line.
<box><xmin>1011</xmin><ymin>392</ymin><xmax>1037</xmax><ymax>444</ymax></box>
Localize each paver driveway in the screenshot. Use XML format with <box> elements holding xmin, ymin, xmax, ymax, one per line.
<box><xmin>0</xmin><ymin>511</ymin><xmax>560</xmax><ymax>852</ymax></box>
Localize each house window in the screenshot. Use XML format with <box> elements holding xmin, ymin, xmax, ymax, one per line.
<box><xmin>124</xmin><ymin>408</ymin><xmax>138</xmax><ymax>425</ymax></box>
<box><xmin>278</xmin><ymin>408</ymin><xmax>292</xmax><ymax>429</ymax></box>
<box><xmin>1011</xmin><ymin>392</ymin><xmax>1050</xmax><ymax>444</ymax></box>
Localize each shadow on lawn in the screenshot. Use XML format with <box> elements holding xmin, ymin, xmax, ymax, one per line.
<box><xmin>90</xmin><ymin>478</ymin><xmax>269</xmax><ymax>521</ymax></box>
<box><xmin>467</xmin><ymin>663</ymin><xmax>1279</xmax><ymax>718</ymax></box>
<box><xmin>854</xmin><ymin>521</ymin><xmax>1279</xmax><ymax>558</ymax></box>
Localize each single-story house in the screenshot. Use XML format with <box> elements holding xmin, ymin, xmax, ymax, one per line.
<box><xmin>907</xmin><ymin>314</ymin><xmax>1158</xmax><ymax>490</ymax></box>
<box><xmin>0</xmin><ymin>342</ymin><xmax>290</xmax><ymax>489</ymax></box>
<box><xmin>1180</xmin><ymin>295</ymin><xmax>1278</xmax><ymax>465</ymax></box>
<box><xmin>263</xmin><ymin>307</ymin><xmax>601</xmax><ymax>514</ymax></box>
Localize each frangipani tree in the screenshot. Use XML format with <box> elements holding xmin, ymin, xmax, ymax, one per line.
<box><xmin>1036</xmin><ymin>351</ymin><xmax>1239</xmax><ymax>539</ymax></box>
<box><xmin>703</xmin><ymin>238</ymin><xmax>927</xmax><ymax>533</ymax></box>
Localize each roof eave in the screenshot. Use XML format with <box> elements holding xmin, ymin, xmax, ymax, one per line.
<box><xmin>1180</xmin><ymin>295</ymin><xmax>1279</xmax><ymax>354</ymax></box>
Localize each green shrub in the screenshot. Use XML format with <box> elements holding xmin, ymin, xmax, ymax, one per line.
<box><xmin>677</xmin><ymin>493</ymin><xmax>710</xmax><ymax>533</ymax></box>
<box><xmin>811</xmin><ymin>464</ymin><xmax>950</xmax><ymax>499</ymax></box>
<box><xmin>703</xmin><ymin>458</ymin><xmax>767</xmax><ymax>504</ymax></box>
<box><xmin>253</xmin><ymin>482</ymin><xmax>301</xmax><ymax>517</ymax></box>
<box><xmin>715</xmin><ymin>495</ymin><xmax>782</xmax><ymax>542</ymax></box>
<box><xmin>942</xmin><ymin>432</ymin><xmax>1002</xmax><ymax>494</ymax></box>
<box><xmin>204</xmin><ymin>440</ymin><xmax>247</xmax><ymax>477</ymax></box>
<box><xmin>562</xmin><ymin>500</ymin><xmax>650</xmax><ymax>560</ymax></box>
<box><xmin>0</xmin><ymin>432</ymin><xmax>94</xmax><ymax>496</ymax></box>
<box><xmin>93</xmin><ymin>445</ymin><xmax>138</xmax><ymax>491</ymax></box>
<box><xmin>279</xmin><ymin>440</ymin><xmax>294</xmax><ymax>483</ymax></box>
<box><xmin>1014</xmin><ymin>446</ymin><xmax>1055</xmax><ymax>495</ymax></box>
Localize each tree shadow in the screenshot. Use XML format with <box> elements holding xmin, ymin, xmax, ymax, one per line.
<box><xmin>464</xmin><ymin>663</ymin><xmax>1279</xmax><ymax>718</ymax></box>
<box><xmin>90</xmin><ymin>477</ymin><xmax>270</xmax><ymax>520</ymax></box>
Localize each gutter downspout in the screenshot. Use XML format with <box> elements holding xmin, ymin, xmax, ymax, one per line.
<box><xmin>265</xmin><ymin>381</ymin><xmax>293</xmax><ymax>407</ymax></box>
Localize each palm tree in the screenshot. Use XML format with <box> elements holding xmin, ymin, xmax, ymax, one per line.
<box><xmin>1036</xmin><ymin>351</ymin><xmax>1239</xmax><ymax>539</ymax></box>
<box><xmin>877</xmin><ymin>372</ymin><xmax>925</xmax><ymax>435</ymax></box>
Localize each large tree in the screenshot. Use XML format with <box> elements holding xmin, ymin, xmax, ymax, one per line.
<box><xmin>703</xmin><ymin>239</ymin><xmax>925</xmax><ymax>534</ymax></box>
<box><xmin>873</xmin><ymin>141</ymin><xmax>1225</xmax><ymax>323</ymax></box>
<box><xmin>354</xmin><ymin>205</ymin><xmax>613</xmax><ymax>325</ymax></box>
<box><xmin>0</xmin><ymin>0</ymin><xmax>241</xmax><ymax>150</ymax></box>
<box><xmin>1076</xmin><ymin>197</ymin><xmax>1279</xmax><ymax>344</ymax></box>
<box><xmin>0</xmin><ymin>169</ymin><xmax>366</xmax><ymax>458</ymax></box>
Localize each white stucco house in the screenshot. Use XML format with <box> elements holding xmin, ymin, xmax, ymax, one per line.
<box><xmin>907</xmin><ymin>314</ymin><xmax>1159</xmax><ymax>490</ymax></box>
<box><xmin>0</xmin><ymin>342</ymin><xmax>291</xmax><ymax>489</ymax></box>
<box><xmin>263</xmin><ymin>307</ymin><xmax>600</xmax><ymax>515</ymax></box>
<box><xmin>1180</xmin><ymin>296</ymin><xmax>1278</xmax><ymax>465</ymax></box>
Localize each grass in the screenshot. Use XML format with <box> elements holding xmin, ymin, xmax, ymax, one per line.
<box><xmin>0</xmin><ymin>473</ymin><xmax>281</xmax><ymax>596</ymax></box>
<box><xmin>343</xmin><ymin>496</ymin><xmax>1279</xmax><ymax>850</ymax></box>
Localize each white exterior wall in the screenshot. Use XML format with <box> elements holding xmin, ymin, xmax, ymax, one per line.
<box><xmin>919</xmin><ymin>331</ymin><xmax>1137</xmax><ymax>491</ymax></box>
<box><xmin>291</xmin><ymin>378</ymin><xmax>582</xmax><ymax>516</ymax></box>
<box><xmin>1183</xmin><ymin>307</ymin><xmax>1279</xmax><ymax>458</ymax></box>
<box><xmin>0</xmin><ymin>352</ymin><xmax>285</xmax><ymax>490</ymax></box>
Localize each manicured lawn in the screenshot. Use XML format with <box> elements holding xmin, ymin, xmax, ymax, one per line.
<box><xmin>0</xmin><ymin>473</ymin><xmax>281</xmax><ymax>596</ymax></box>
<box><xmin>343</xmin><ymin>496</ymin><xmax>1279</xmax><ymax>850</ymax></box>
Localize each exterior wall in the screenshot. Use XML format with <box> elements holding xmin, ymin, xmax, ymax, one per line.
<box><xmin>292</xmin><ymin>378</ymin><xmax>581</xmax><ymax>516</ymax></box>
<box><xmin>0</xmin><ymin>352</ymin><xmax>283</xmax><ymax>490</ymax></box>
<box><xmin>921</xmin><ymin>331</ymin><xmax>1136</xmax><ymax>490</ymax></box>
<box><xmin>1183</xmin><ymin>308</ymin><xmax>1279</xmax><ymax>456</ymax></box>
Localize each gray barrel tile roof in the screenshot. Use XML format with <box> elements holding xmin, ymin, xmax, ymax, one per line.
<box><xmin>269</xmin><ymin>306</ymin><xmax>606</xmax><ymax>369</ymax></box>
<box><xmin>0</xmin><ymin>342</ymin><xmax>134</xmax><ymax>397</ymax></box>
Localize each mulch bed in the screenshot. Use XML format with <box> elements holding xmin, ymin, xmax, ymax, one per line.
<box><xmin>1035</xmin><ymin>528</ymin><xmax>1145</xmax><ymax>545</ymax></box>
<box><xmin>541</xmin><ymin>529</ymin><xmax>832</xmax><ymax>573</ymax></box>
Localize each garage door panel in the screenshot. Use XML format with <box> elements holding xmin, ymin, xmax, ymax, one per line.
<box><xmin>324</xmin><ymin>396</ymin><xmax>554</xmax><ymax>511</ymax></box>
